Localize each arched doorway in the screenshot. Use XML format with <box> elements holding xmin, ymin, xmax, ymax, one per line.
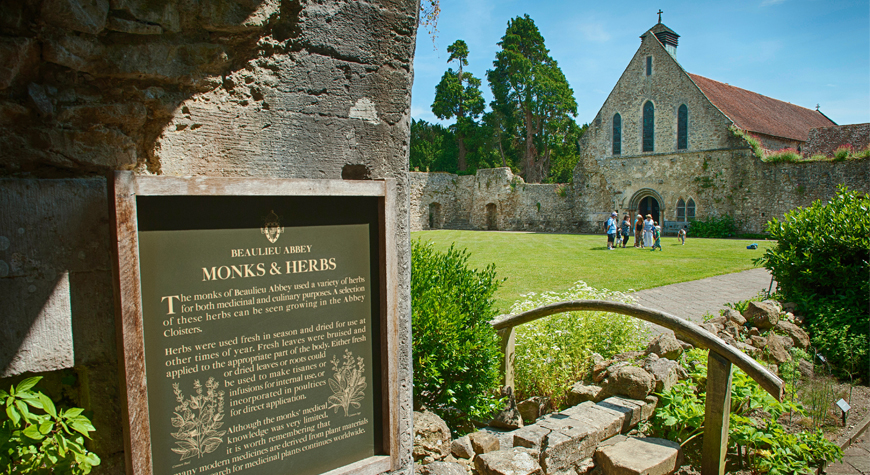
<box><xmin>628</xmin><ymin>188</ymin><xmax>665</xmax><ymax>224</ymax></box>
<box><xmin>429</xmin><ymin>202</ymin><xmax>441</xmax><ymax>229</ymax></box>
<box><xmin>485</xmin><ymin>203</ymin><xmax>498</xmax><ymax>230</ymax></box>
<box><xmin>639</xmin><ymin>196</ymin><xmax>660</xmax><ymax>223</ymax></box>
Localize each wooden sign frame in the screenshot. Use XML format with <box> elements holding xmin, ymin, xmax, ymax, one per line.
<box><xmin>110</xmin><ymin>172</ymin><xmax>399</xmax><ymax>475</ymax></box>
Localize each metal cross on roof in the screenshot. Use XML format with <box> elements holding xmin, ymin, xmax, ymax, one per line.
<box><xmin>657</xmin><ymin>9</ymin><xmax>663</xmax><ymax>23</ymax></box>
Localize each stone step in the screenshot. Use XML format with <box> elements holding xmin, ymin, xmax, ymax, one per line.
<box><xmin>470</xmin><ymin>395</ymin><xmax>665</xmax><ymax>475</ymax></box>
<box><xmin>594</xmin><ymin>435</ymin><xmax>681</xmax><ymax>475</ymax></box>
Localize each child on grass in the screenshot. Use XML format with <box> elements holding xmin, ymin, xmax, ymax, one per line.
<box><xmin>651</xmin><ymin>222</ymin><xmax>662</xmax><ymax>251</ymax></box>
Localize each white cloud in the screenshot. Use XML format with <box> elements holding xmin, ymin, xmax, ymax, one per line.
<box><xmin>577</xmin><ymin>22</ymin><xmax>611</xmax><ymax>43</ymax></box>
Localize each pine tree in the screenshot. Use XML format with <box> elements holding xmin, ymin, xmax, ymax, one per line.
<box><xmin>432</xmin><ymin>40</ymin><xmax>486</xmax><ymax>171</ymax></box>
<box><xmin>487</xmin><ymin>15</ymin><xmax>578</xmax><ymax>183</ymax></box>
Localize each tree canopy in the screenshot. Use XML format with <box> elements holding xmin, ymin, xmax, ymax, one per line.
<box><xmin>487</xmin><ymin>14</ymin><xmax>578</xmax><ymax>183</ymax></box>
<box><xmin>432</xmin><ymin>40</ymin><xmax>486</xmax><ymax>171</ymax></box>
<box><xmin>412</xmin><ymin>15</ymin><xmax>584</xmax><ymax>182</ymax></box>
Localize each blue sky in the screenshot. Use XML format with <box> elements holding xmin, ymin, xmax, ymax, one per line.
<box><xmin>410</xmin><ymin>0</ymin><xmax>870</xmax><ymax>127</ymax></box>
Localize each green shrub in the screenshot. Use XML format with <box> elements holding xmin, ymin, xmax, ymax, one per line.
<box><xmin>755</xmin><ymin>185</ymin><xmax>870</xmax><ymax>379</ymax></box>
<box><xmin>509</xmin><ymin>282</ymin><xmax>646</xmax><ymax>407</ymax></box>
<box><xmin>833</xmin><ymin>144</ymin><xmax>852</xmax><ymax>161</ymax></box>
<box><xmin>1</xmin><ymin>376</ymin><xmax>101</xmax><ymax>474</ymax></box>
<box><xmin>853</xmin><ymin>146</ymin><xmax>870</xmax><ymax>159</ymax></box>
<box><xmin>411</xmin><ymin>240</ymin><xmax>504</xmax><ymax>430</ymax></box>
<box><xmin>649</xmin><ymin>349</ymin><xmax>842</xmax><ymax>473</ymax></box>
<box><xmin>730</xmin><ymin>126</ymin><xmax>764</xmax><ymax>159</ymax></box>
<box><xmin>689</xmin><ymin>214</ymin><xmax>739</xmax><ymax>238</ymax></box>
<box><xmin>764</xmin><ymin>148</ymin><xmax>803</xmax><ymax>163</ymax></box>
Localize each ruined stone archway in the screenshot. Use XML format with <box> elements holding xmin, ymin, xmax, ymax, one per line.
<box><xmin>429</xmin><ymin>202</ymin><xmax>442</xmax><ymax>229</ymax></box>
<box><xmin>486</xmin><ymin>203</ymin><xmax>498</xmax><ymax>230</ymax></box>
<box><xmin>628</xmin><ymin>189</ymin><xmax>665</xmax><ymax>223</ymax></box>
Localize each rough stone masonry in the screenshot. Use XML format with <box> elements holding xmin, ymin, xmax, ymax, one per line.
<box><xmin>0</xmin><ymin>1</ymin><xmax>418</xmax><ymax>473</ymax></box>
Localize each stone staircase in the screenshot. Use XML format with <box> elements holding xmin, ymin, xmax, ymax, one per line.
<box><xmin>443</xmin><ymin>396</ymin><xmax>681</xmax><ymax>475</ymax></box>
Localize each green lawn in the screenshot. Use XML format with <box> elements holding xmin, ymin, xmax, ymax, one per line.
<box><xmin>412</xmin><ymin>230</ymin><xmax>774</xmax><ymax>312</ymax></box>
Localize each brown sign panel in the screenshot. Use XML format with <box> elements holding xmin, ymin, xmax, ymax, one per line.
<box><xmin>111</xmin><ymin>174</ymin><xmax>398</xmax><ymax>475</ymax></box>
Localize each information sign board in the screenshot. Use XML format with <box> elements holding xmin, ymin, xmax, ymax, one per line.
<box><xmin>111</xmin><ymin>174</ymin><xmax>398</xmax><ymax>475</ymax></box>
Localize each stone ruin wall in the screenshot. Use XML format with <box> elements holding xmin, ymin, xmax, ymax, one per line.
<box><xmin>409</xmin><ymin>168</ymin><xmax>575</xmax><ymax>233</ymax></box>
<box><xmin>574</xmin><ymin>149</ymin><xmax>870</xmax><ymax>234</ymax></box>
<box><xmin>410</xmin><ymin>155</ymin><xmax>869</xmax><ymax>236</ymax></box>
<box><xmin>0</xmin><ymin>1</ymin><xmax>418</xmax><ymax>473</ymax></box>
<box><xmin>804</xmin><ymin>123</ymin><xmax>870</xmax><ymax>157</ymax></box>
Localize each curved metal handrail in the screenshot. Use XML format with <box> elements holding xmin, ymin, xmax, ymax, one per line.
<box><xmin>491</xmin><ymin>299</ymin><xmax>784</xmax><ymax>400</ymax></box>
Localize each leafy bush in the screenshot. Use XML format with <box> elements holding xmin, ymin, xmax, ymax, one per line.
<box><xmin>689</xmin><ymin>214</ymin><xmax>739</xmax><ymax>238</ymax></box>
<box><xmin>649</xmin><ymin>349</ymin><xmax>842</xmax><ymax>474</ymax></box>
<box><xmin>755</xmin><ymin>185</ymin><xmax>870</xmax><ymax>379</ymax></box>
<box><xmin>411</xmin><ymin>240</ymin><xmax>504</xmax><ymax>430</ymax></box>
<box><xmin>1</xmin><ymin>376</ymin><xmax>101</xmax><ymax>474</ymax></box>
<box><xmin>509</xmin><ymin>282</ymin><xmax>646</xmax><ymax>407</ymax></box>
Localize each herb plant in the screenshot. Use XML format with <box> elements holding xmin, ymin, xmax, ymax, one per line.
<box><xmin>327</xmin><ymin>350</ymin><xmax>367</xmax><ymax>417</ymax></box>
<box><xmin>0</xmin><ymin>376</ymin><xmax>101</xmax><ymax>474</ymax></box>
<box><xmin>510</xmin><ymin>281</ymin><xmax>645</xmax><ymax>407</ymax></box>
<box><xmin>170</xmin><ymin>378</ymin><xmax>226</xmax><ymax>461</ymax></box>
<box><xmin>648</xmin><ymin>349</ymin><xmax>842</xmax><ymax>473</ymax></box>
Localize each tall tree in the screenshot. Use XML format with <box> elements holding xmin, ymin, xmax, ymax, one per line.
<box><xmin>487</xmin><ymin>15</ymin><xmax>578</xmax><ymax>183</ymax></box>
<box><xmin>432</xmin><ymin>40</ymin><xmax>485</xmax><ymax>171</ymax></box>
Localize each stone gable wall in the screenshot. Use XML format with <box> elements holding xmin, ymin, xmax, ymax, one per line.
<box><xmin>580</xmin><ymin>32</ymin><xmax>736</xmax><ymax>163</ymax></box>
<box><xmin>571</xmin><ymin>30</ymin><xmax>870</xmax><ymax>234</ymax></box>
<box><xmin>0</xmin><ymin>1</ymin><xmax>418</xmax><ymax>473</ymax></box>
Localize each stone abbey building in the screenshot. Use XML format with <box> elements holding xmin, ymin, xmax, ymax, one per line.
<box><xmin>410</xmin><ymin>21</ymin><xmax>869</xmax><ymax>234</ymax></box>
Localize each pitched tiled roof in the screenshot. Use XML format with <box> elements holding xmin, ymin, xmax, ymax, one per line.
<box><xmin>689</xmin><ymin>74</ymin><xmax>836</xmax><ymax>142</ymax></box>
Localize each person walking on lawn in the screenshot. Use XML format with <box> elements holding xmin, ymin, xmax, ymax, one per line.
<box><xmin>651</xmin><ymin>222</ymin><xmax>663</xmax><ymax>251</ymax></box>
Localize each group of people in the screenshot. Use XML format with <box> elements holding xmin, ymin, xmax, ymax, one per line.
<box><xmin>604</xmin><ymin>212</ymin><xmax>686</xmax><ymax>251</ymax></box>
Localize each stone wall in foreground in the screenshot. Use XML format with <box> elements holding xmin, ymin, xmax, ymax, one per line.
<box><xmin>0</xmin><ymin>1</ymin><xmax>418</xmax><ymax>473</ymax></box>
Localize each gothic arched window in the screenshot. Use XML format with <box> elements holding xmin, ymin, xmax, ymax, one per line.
<box><xmin>686</xmin><ymin>198</ymin><xmax>696</xmax><ymax>220</ymax></box>
<box><xmin>676</xmin><ymin>198</ymin><xmax>686</xmax><ymax>221</ymax></box>
<box><xmin>643</xmin><ymin>101</ymin><xmax>655</xmax><ymax>152</ymax></box>
<box><xmin>612</xmin><ymin>113</ymin><xmax>622</xmax><ymax>155</ymax></box>
<box><xmin>678</xmin><ymin>104</ymin><xmax>688</xmax><ymax>150</ymax></box>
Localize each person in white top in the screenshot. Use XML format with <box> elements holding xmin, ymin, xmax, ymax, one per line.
<box><xmin>642</xmin><ymin>214</ymin><xmax>655</xmax><ymax>248</ymax></box>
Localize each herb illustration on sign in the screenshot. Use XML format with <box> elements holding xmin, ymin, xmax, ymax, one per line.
<box><xmin>328</xmin><ymin>350</ymin><xmax>367</xmax><ymax>417</ymax></box>
<box><xmin>170</xmin><ymin>378</ymin><xmax>226</xmax><ymax>460</ymax></box>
